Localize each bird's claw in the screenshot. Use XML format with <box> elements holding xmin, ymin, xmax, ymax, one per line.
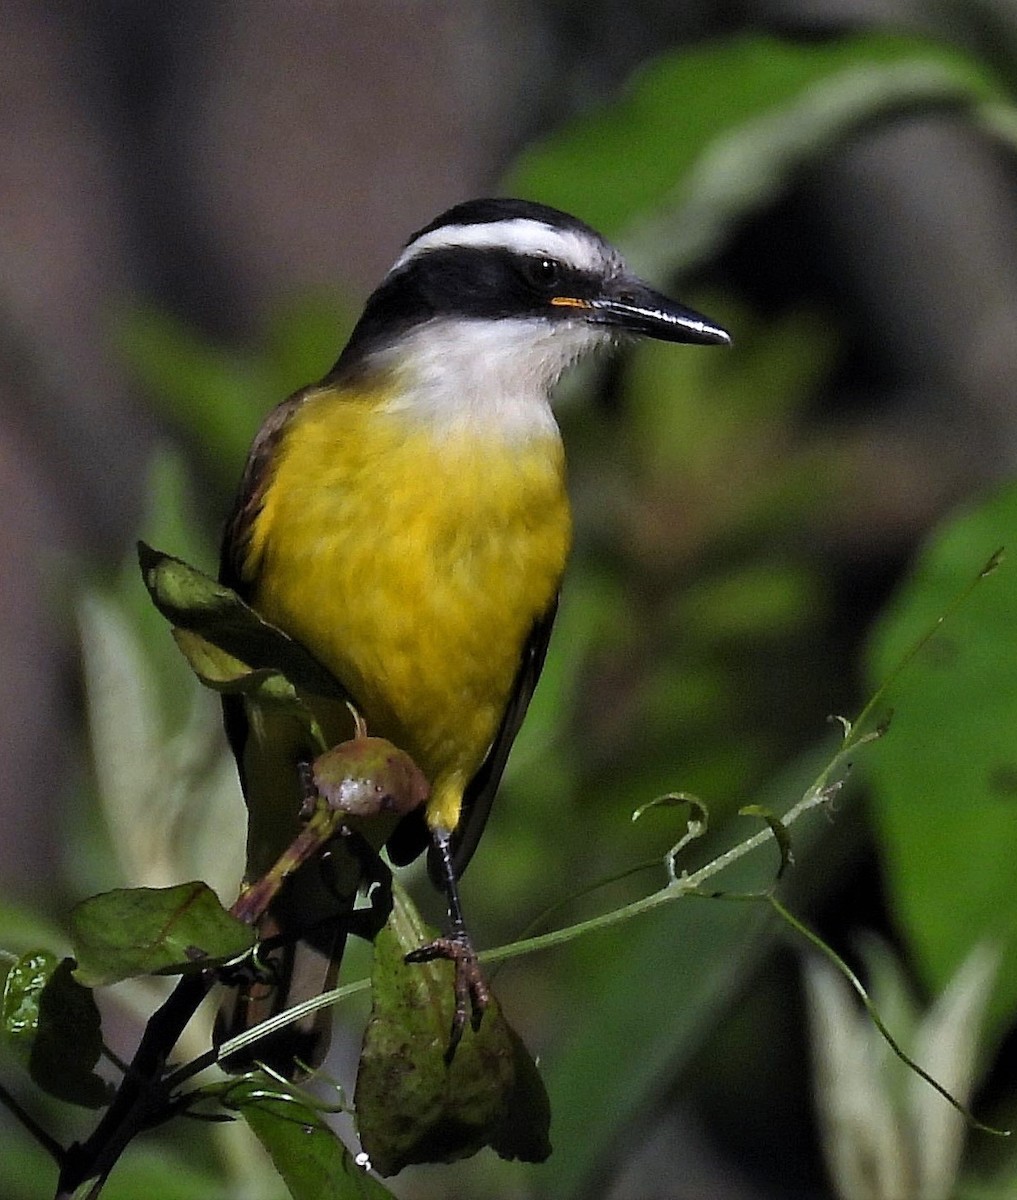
<box><xmin>405</xmin><ymin>934</ymin><xmax>490</xmax><ymax>1061</ymax></box>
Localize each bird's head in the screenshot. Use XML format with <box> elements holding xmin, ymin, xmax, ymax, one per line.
<box><xmin>330</xmin><ymin>198</ymin><xmax>730</xmax><ymax>429</ymax></box>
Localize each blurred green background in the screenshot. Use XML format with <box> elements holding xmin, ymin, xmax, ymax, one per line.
<box><xmin>5</xmin><ymin>4</ymin><xmax>1017</xmax><ymax>1198</ymax></box>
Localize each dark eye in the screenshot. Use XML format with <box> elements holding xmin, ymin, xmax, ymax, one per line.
<box><xmin>521</xmin><ymin>256</ymin><xmax>563</xmax><ymax>292</ymax></box>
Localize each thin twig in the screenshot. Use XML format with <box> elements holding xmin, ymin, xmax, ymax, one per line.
<box><xmin>771</xmin><ymin>893</ymin><xmax>1009</xmax><ymax>1137</ymax></box>
<box><xmin>227</xmin><ymin>765</ymin><xmax>844</xmax><ymax>1042</ymax></box>
<box><xmin>481</xmin><ymin>776</ymin><xmax>835</xmax><ymax>968</ymax></box>
<box><xmin>0</xmin><ymin>1079</ymin><xmax>66</xmax><ymax>1166</ymax></box>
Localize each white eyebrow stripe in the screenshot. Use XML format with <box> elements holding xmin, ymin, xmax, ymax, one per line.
<box><xmin>389</xmin><ymin>218</ymin><xmax>620</xmax><ymax>277</ymax></box>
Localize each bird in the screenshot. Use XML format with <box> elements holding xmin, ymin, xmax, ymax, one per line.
<box><xmin>217</xmin><ymin>197</ymin><xmax>730</xmax><ymax>1074</ymax></box>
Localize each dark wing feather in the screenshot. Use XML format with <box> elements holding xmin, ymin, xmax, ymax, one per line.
<box><xmin>219</xmin><ymin>388</ymin><xmax>313</xmax><ymax>789</ymax></box>
<box><xmin>420</xmin><ymin>598</ymin><xmax>559</xmax><ymax>883</ymax></box>
<box><xmin>221</xmin><ymin>388</ymin><xmax>312</xmax><ymax>594</ymax></box>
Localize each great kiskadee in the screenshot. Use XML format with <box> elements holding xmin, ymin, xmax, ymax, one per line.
<box><xmin>218</xmin><ymin>197</ymin><xmax>729</xmax><ymax>1072</ymax></box>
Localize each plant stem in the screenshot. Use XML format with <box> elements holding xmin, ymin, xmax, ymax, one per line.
<box><xmin>481</xmin><ymin>777</ymin><xmax>834</xmax><ymax>967</ymax></box>
<box><xmin>240</xmin><ymin>765</ymin><xmax>843</xmax><ymax>1041</ymax></box>
<box><xmin>0</xmin><ymin>1079</ymin><xmax>66</xmax><ymax>1165</ymax></box>
<box><xmin>56</xmin><ymin>973</ymin><xmax>213</xmax><ymax>1198</ymax></box>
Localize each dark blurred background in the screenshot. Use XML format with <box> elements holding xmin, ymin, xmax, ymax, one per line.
<box><xmin>5</xmin><ymin>3</ymin><xmax>1017</xmax><ymax>1198</ymax></box>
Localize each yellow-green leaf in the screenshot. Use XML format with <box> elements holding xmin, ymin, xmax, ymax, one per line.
<box><xmin>138</xmin><ymin>543</ymin><xmax>346</xmax><ymax>702</ymax></box>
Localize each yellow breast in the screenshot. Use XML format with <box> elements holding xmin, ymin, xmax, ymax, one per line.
<box><xmin>243</xmin><ymin>382</ymin><xmax>570</xmax><ymax>832</ymax></box>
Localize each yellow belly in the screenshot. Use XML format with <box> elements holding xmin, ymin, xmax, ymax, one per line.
<box><xmin>242</xmin><ymin>384</ymin><xmax>570</xmax><ymax>844</ymax></box>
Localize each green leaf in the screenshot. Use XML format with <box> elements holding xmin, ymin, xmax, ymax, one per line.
<box><xmin>355</xmin><ymin>884</ymin><xmax>550</xmax><ymax>1176</ymax></box>
<box><xmin>170</xmin><ymin>627</ymin><xmax>325</xmax><ymax>750</ymax></box>
<box><xmin>138</xmin><ymin>542</ymin><xmax>347</xmax><ymax>703</ymax></box>
<box><xmin>228</xmin><ymin>1075</ymin><xmax>394</xmax><ymax>1200</ymax></box>
<box><xmin>70</xmin><ymin>882</ymin><xmax>254</xmax><ymax>987</ymax></box>
<box><xmin>866</xmin><ymin>483</ymin><xmax>1017</xmax><ymax>1041</ymax></box>
<box><xmin>507</xmin><ymin>32</ymin><xmax>1011</xmax><ymax>274</ymax></box>
<box><xmin>170</xmin><ymin>629</ymin><xmax>294</xmax><ymax>698</ymax></box>
<box><xmin>2</xmin><ymin>951</ymin><xmax>111</xmax><ymax>1108</ymax></box>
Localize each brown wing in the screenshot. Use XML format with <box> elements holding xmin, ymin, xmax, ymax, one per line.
<box><xmin>385</xmin><ymin>599</ymin><xmax>559</xmax><ymax>882</ymax></box>
<box><xmin>219</xmin><ymin>388</ymin><xmax>313</xmax><ymax>785</ymax></box>
<box><xmin>220</xmin><ymin>388</ymin><xmax>313</xmax><ymax>595</ymax></box>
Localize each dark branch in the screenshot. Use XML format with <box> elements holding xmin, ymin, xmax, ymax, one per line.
<box><xmin>0</xmin><ymin>1079</ymin><xmax>66</xmax><ymax>1166</ymax></box>
<box><xmin>56</xmin><ymin>972</ymin><xmax>214</xmax><ymax>1197</ymax></box>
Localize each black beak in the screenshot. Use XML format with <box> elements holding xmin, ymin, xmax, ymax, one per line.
<box><xmin>588</xmin><ymin>276</ymin><xmax>730</xmax><ymax>346</ymax></box>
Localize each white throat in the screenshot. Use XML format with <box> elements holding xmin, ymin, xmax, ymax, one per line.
<box><xmin>371</xmin><ymin>316</ymin><xmax>610</xmax><ymax>438</ymax></box>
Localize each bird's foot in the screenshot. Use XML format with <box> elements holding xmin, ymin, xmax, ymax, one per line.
<box><xmin>405</xmin><ymin>933</ymin><xmax>490</xmax><ymax>1061</ymax></box>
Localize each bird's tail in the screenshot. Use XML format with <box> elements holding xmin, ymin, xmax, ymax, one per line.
<box><xmin>216</xmin><ymin>857</ymin><xmax>357</xmax><ymax>1078</ymax></box>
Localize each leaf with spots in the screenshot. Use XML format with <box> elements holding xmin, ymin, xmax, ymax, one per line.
<box><xmin>355</xmin><ymin>883</ymin><xmax>551</xmax><ymax>1176</ymax></box>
